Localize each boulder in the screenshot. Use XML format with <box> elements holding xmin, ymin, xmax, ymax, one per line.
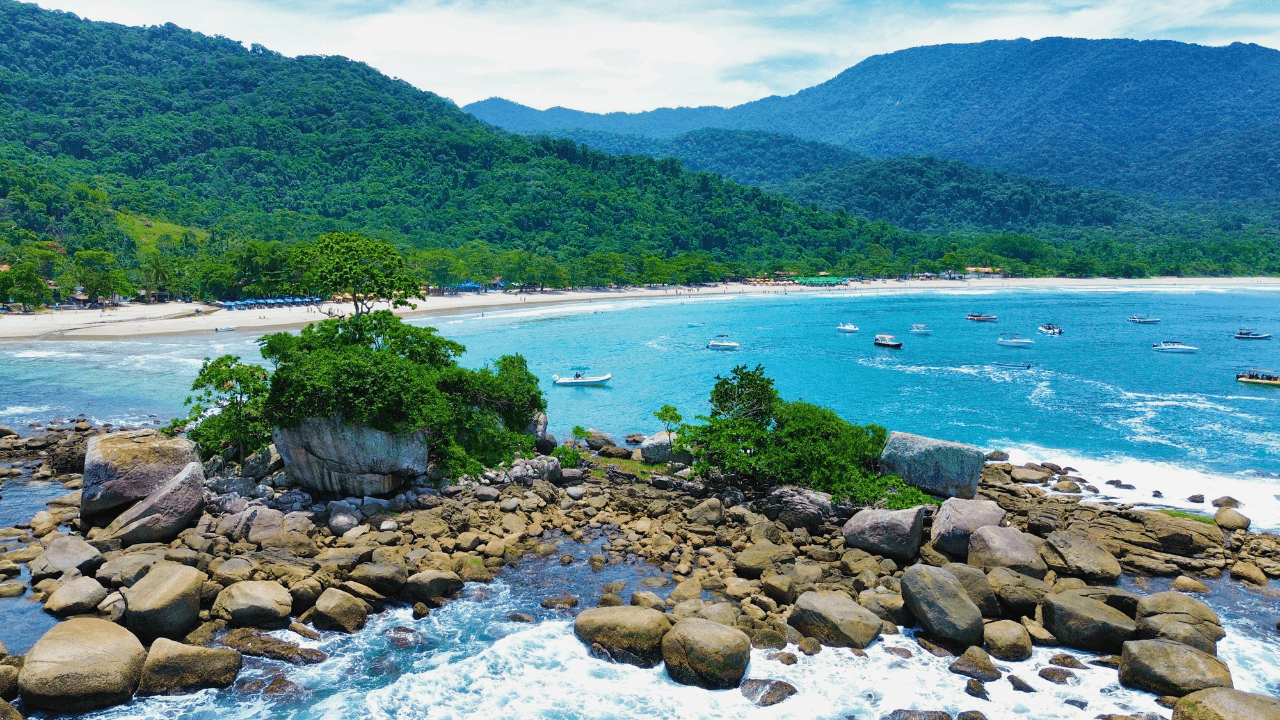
<box><xmin>1041</xmin><ymin>591</ymin><xmax>1136</xmax><ymax>653</ymax></box>
<box><xmin>18</xmin><ymin>617</ymin><xmax>147</xmax><ymax>712</ymax></box>
<box><xmin>349</xmin><ymin>563</ymin><xmax>408</xmax><ymax>596</ymax></box>
<box><xmin>685</xmin><ymin>498</ymin><xmax>723</xmax><ymax>526</ymax></box>
<box><xmin>931</xmin><ymin>498</ymin><xmax>1006</xmax><ymax>555</ymax></box>
<box><xmin>273</xmin><ymin>417</ymin><xmax>431</xmax><ymax>496</ymax></box>
<box><xmin>82</xmin><ymin>429</ymin><xmax>199</xmax><ymax>518</ymax></box>
<box><xmin>758</xmin><ymin>485</ymin><xmax>832</xmax><ymax>531</ymax></box>
<box><xmin>312</xmin><ymin>588</ymin><xmax>368</xmax><ymax>633</ymax></box>
<box><xmin>124</xmin><ymin>562</ymin><xmax>204</xmax><ymax>643</ymax></box>
<box><xmin>984</xmin><ymin>619</ymin><xmax>1032</xmax><ymax>661</ymax></box>
<box><xmin>242</xmin><ymin>444</ymin><xmax>284</xmax><ymax>481</ymax></box>
<box><xmin>639</xmin><ymin>431</ymin><xmax>690</xmax><ymax>464</ymax></box>
<box><xmin>986</xmin><ymin>568</ymin><xmax>1049</xmax><ymax>619</ymax></box>
<box><xmin>901</xmin><ymin>564</ymin><xmax>984</xmax><ymax>647</ymax></box>
<box><xmin>137</xmin><ymin>638</ymin><xmax>242</xmax><ymax>695</ymax></box>
<box><xmin>1214</xmin><ymin>508</ymin><xmax>1250</xmax><ymax>532</ymax></box>
<box><xmin>967</xmin><ymin>526</ymin><xmax>1047</xmax><ymax>578</ymax></box>
<box><xmin>788</xmin><ymin>591</ymin><xmax>883</xmax><ymax>648</ymax></box>
<box><xmin>842</xmin><ymin>506</ymin><xmax>926</xmax><ymax>561</ymax></box>
<box><xmin>661</xmin><ymin>618</ymin><xmax>751</xmax><ymax>689</ymax></box>
<box><xmin>402</xmin><ymin>570</ymin><xmax>464</xmax><ymax>602</ymax></box>
<box><xmin>1135</xmin><ymin>591</ymin><xmax>1225</xmax><ymax>655</ymax></box>
<box><xmin>573</xmin><ymin>606</ymin><xmax>671</xmax><ymax>667</ymax></box>
<box><xmin>943</xmin><ymin>564</ymin><xmax>1000</xmax><ymax>618</ymax></box>
<box><xmin>740</xmin><ymin>678</ymin><xmax>797</xmax><ymax>707</ymax></box>
<box><xmin>584</xmin><ymin>429</ymin><xmax>615</xmax><ymax>451</ymax></box>
<box><xmin>45</xmin><ymin>576</ymin><xmax>109</xmax><ymax>616</ymax></box>
<box><xmin>1173</xmin><ymin>687</ymin><xmax>1280</xmax><ymax>720</ymax></box>
<box><xmin>949</xmin><ymin>645</ymin><xmax>1001</xmax><ymax>682</ymax></box>
<box><xmin>101</xmin><ymin>462</ymin><xmax>205</xmax><ymax>546</ymax></box>
<box><xmin>30</xmin><ymin>534</ymin><xmax>104</xmax><ymax>581</ymax></box>
<box><xmin>733</xmin><ymin>540</ymin><xmax>795</xmax><ymax>579</ymax></box>
<box><xmin>1120</xmin><ymin>639</ymin><xmax>1233</xmax><ymax>697</ymax></box>
<box><xmin>1039</xmin><ymin>531</ymin><xmax>1121</xmax><ymax>584</ymax></box>
<box><xmin>878</xmin><ymin>431</ymin><xmax>984</xmax><ymax>499</ymax></box>
<box><xmin>211</xmin><ymin>581</ymin><xmax>293</xmax><ymax>626</ymax></box>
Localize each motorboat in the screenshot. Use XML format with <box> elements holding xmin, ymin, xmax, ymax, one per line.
<box><xmin>1152</xmin><ymin>341</ymin><xmax>1198</xmax><ymax>353</ymax></box>
<box><xmin>1234</xmin><ymin>328</ymin><xmax>1271</xmax><ymax>340</ymax></box>
<box><xmin>1237</xmin><ymin>369</ymin><xmax>1280</xmax><ymax>386</ymax></box>
<box><xmin>1128</xmin><ymin>315</ymin><xmax>1161</xmax><ymax>324</ymax></box>
<box><xmin>836</xmin><ymin>323</ymin><xmax>859</xmax><ymax>333</ymax></box>
<box><xmin>966</xmin><ymin>312</ymin><xmax>997</xmax><ymax>322</ymax></box>
<box><xmin>910</xmin><ymin>323</ymin><xmax>932</xmax><ymax>334</ymax></box>
<box><xmin>997</xmin><ymin>334</ymin><xmax>1034</xmax><ymax>348</ymax></box>
<box><xmin>873</xmin><ymin>334</ymin><xmax>903</xmax><ymax>348</ymax></box>
<box><xmin>687</xmin><ymin>322</ymin><xmax>704</xmax><ymax>328</ymax></box>
<box><xmin>707</xmin><ymin>335</ymin><xmax>739</xmax><ymax>351</ymax></box>
<box><xmin>552</xmin><ymin>373</ymin><xmax>612</xmax><ymax>386</ymax></box>
<box><xmin>1038</xmin><ymin>323</ymin><xmax>1063</xmax><ymax>336</ymax></box>
<box><xmin>214</xmin><ymin>326</ymin><xmax>237</xmax><ymax>332</ymax></box>
<box><xmin>992</xmin><ymin>361</ymin><xmax>1032</xmax><ymax>369</ymax></box>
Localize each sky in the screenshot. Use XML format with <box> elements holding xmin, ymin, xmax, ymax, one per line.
<box><xmin>32</xmin><ymin>0</ymin><xmax>1280</xmax><ymax>113</ymax></box>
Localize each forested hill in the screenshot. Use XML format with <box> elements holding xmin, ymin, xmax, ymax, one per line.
<box><xmin>465</xmin><ymin>38</ymin><xmax>1280</xmax><ymax>201</ymax></box>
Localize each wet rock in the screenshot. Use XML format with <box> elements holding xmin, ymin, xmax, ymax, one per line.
<box><xmin>949</xmin><ymin>646</ymin><xmax>1001</xmax><ymax>681</ymax></box>
<box><xmin>983</xmin><ymin>620</ymin><xmax>1032</xmax><ymax>661</ymax></box>
<box><xmin>901</xmin><ymin>564</ymin><xmax>984</xmax><ymax>648</ymax></box>
<box><xmin>967</xmin><ymin>526</ymin><xmax>1046</xmax><ymax>579</ymax></box>
<box><xmin>751</xmin><ymin>630</ymin><xmax>786</xmax><ymax>649</ymax></box>
<box><xmin>1214</xmin><ymin>508</ymin><xmax>1250</xmax><ymax>532</ymax></box>
<box><xmin>787</xmin><ymin>590</ymin><xmax>883</xmax><ymax>649</ymax></box>
<box><xmin>1041</xmin><ymin>592</ymin><xmax>1136</xmax><ymax>653</ymax></box>
<box><xmin>312</xmin><ymin>588</ymin><xmax>368</xmax><ymax>633</ymax></box>
<box><xmin>1135</xmin><ymin>591</ymin><xmax>1225</xmax><ymax>655</ymax></box>
<box><xmin>1210</xmin><ymin>497</ymin><xmax>1239</xmax><ymax>509</ymax></box>
<box><xmin>219</xmin><ymin>628</ymin><xmax>327</xmax><ymax>664</ymax></box>
<box><xmin>82</xmin><ymin>430</ymin><xmax>199</xmax><ymax>518</ymax></box>
<box><xmin>402</xmin><ymin>571</ymin><xmax>464</xmax><ymax>602</ymax></box>
<box><xmin>1172</xmin><ymin>687</ymin><xmax>1280</xmax><ymax>720</ymax></box>
<box><xmin>137</xmin><ymin>638</ymin><xmax>242</xmax><ymax>695</ymax></box>
<box><xmin>101</xmin><ymin>462</ymin><xmax>206</xmax><ymax>546</ymax></box>
<box><xmin>1172</xmin><ymin>576</ymin><xmax>1209</xmax><ymax>594</ymax></box>
<box><xmin>18</xmin><ymin>618</ymin><xmax>146</xmax><ymax>713</ymax></box>
<box><xmin>1187</xmin><ymin>495</ymin><xmax>1204</xmax><ymax>503</ymax></box>
<box><xmin>1049</xmin><ymin>653</ymin><xmax>1088</xmax><ymax>669</ymax></box>
<box><xmin>44</xmin><ymin>576</ymin><xmax>108</xmax><ymax>616</ymax></box>
<box><xmin>573</xmin><ymin>606</ymin><xmax>672</xmax><ymax>668</ymax></box>
<box><xmin>740</xmin><ymin>678</ymin><xmax>797</xmax><ymax>707</ymax></box>
<box><xmin>1119</xmin><ymin>639</ymin><xmax>1232</xmax><ymax>697</ymax></box>
<box><xmin>965</xmin><ymin>678</ymin><xmax>989</xmax><ymax>700</ymax></box>
<box><xmin>882</xmin><ymin>711</ymin><xmax>954</xmax><ymax>720</ymax></box>
<box><xmin>541</xmin><ymin>595</ymin><xmax>578</xmax><ymax>610</ymax></box>
<box><xmin>798</xmin><ymin>637</ymin><xmax>821</xmax><ymax>655</ymax></box>
<box><xmin>212</xmin><ymin>581</ymin><xmax>293</xmax><ymax>627</ymax></box>
<box><xmin>843</xmin><ymin>506</ymin><xmax>927</xmax><ymax>561</ymax></box>
<box><xmin>124</xmin><ymin>562</ymin><xmax>204</xmax><ymax>643</ymax></box>
<box><xmin>662</xmin><ymin>618</ymin><xmax>751</xmax><ymax>689</ymax></box>
<box><xmin>1007</xmin><ymin>675</ymin><xmax>1035</xmax><ymax>692</ymax></box>
<box><xmin>931</xmin><ymin>498</ymin><xmax>1006</xmax><ymax>555</ymax></box>
<box><xmin>1229</xmin><ymin>562</ymin><xmax>1267</xmax><ymax>586</ymax></box>
<box><xmin>1039</xmin><ymin>531</ymin><xmax>1121</xmax><ymax>584</ymax></box>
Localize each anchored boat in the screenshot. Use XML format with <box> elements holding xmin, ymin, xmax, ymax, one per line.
<box><xmin>873</xmin><ymin>334</ymin><xmax>903</xmax><ymax>348</ymax></box>
<box><xmin>1128</xmin><ymin>315</ymin><xmax>1161</xmax><ymax>324</ymax></box>
<box><xmin>910</xmin><ymin>323</ymin><xmax>932</xmax><ymax>334</ymax></box>
<box><xmin>1038</xmin><ymin>323</ymin><xmax>1062</xmax><ymax>336</ymax></box>
<box><xmin>707</xmin><ymin>335</ymin><xmax>740</xmax><ymax>351</ymax></box>
<box><xmin>1153</xmin><ymin>340</ymin><xmax>1198</xmax><ymax>353</ymax></box>
<box><xmin>836</xmin><ymin>323</ymin><xmax>859</xmax><ymax>333</ymax></box>
<box><xmin>966</xmin><ymin>312</ymin><xmax>997</xmax><ymax>322</ymax></box>
<box><xmin>1234</xmin><ymin>328</ymin><xmax>1271</xmax><ymax>340</ymax></box>
<box><xmin>997</xmin><ymin>334</ymin><xmax>1034</xmax><ymax>348</ymax></box>
<box><xmin>552</xmin><ymin>373</ymin><xmax>612</xmax><ymax>386</ymax></box>
<box><xmin>1237</xmin><ymin>369</ymin><xmax>1280</xmax><ymax>386</ymax></box>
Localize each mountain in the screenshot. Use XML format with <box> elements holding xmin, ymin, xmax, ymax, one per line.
<box><xmin>465</xmin><ymin>38</ymin><xmax>1280</xmax><ymax>201</ymax></box>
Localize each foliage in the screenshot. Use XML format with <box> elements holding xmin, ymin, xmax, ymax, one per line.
<box><xmin>66</xmin><ymin>249</ymin><xmax>132</xmax><ymax>302</ymax></box>
<box><xmin>304</xmin><ymin>232</ymin><xmax>421</xmax><ymax>315</ymax></box>
<box><xmin>653</xmin><ymin>404</ymin><xmax>682</xmax><ymax>434</ymax></box>
<box><xmin>571</xmin><ymin>425</ymin><xmax>589</xmax><ymax>442</ymax></box>
<box><xmin>259</xmin><ymin>311</ymin><xmax>545</xmax><ymax>476</ymax></box>
<box><xmin>551</xmin><ymin>444</ymin><xmax>585</xmax><ymax>469</ymax></box>
<box><xmin>163</xmin><ymin>354</ymin><xmax>271</xmax><ymax>462</ymax></box>
<box><xmin>1157</xmin><ymin>509</ymin><xmax>1215</xmax><ymax>524</ymax></box>
<box><xmin>0</xmin><ymin>261</ymin><xmax>51</xmax><ymax>308</ymax></box>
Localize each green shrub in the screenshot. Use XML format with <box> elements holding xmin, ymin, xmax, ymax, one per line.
<box><xmin>163</xmin><ymin>354</ymin><xmax>271</xmax><ymax>462</ymax></box>
<box><xmin>551</xmin><ymin>444</ymin><xmax>584</xmax><ymax>469</ymax></box>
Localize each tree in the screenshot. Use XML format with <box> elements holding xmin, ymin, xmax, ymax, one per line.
<box><xmin>708</xmin><ymin>365</ymin><xmax>779</xmax><ymax>426</ymax></box>
<box><xmin>68</xmin><ymin>249</ymin><xmax>131</xmax><ymax>303</ymax></box>
<box><xmin>653</xmin><ymin>404</ymin><xmax>682</xmax><ymax>434</ymax></box>
<box><xmin>413</xmin><ymin>248</ymin><xmax>464</xmax><ymax>293</ymax></box>
<box><xmin>0</xmin><ymin>262</ymin><xmax>52</xmax><ymax>309</ymax></box>
<box><xmin>166</xmin><ymin>355</ymin><xmax>272</xmax><ymax>462</ymax></box>
<box><xmin>304</xmin><ymin>232</ymin><xmax>421</xmax><ymax>315</ymax></box>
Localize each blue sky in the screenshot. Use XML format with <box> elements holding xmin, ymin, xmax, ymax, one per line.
<box><xmin>36</xmin><ymin>0</ymin><xmax>1280</xmax><ymax>113</ymax></box>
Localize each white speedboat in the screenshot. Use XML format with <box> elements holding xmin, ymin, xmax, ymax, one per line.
<box><xmin>214</xmin><ymin>326</ymin><xmax>237</xmax><ymax>332</ymax></box>
<box><xmin>966</xmin><ymin>312</ymin><xmax>997</xmax><ymax>322</ymax></box>
<box><xmin>1038</xmin><ymin>323</ymin><xmax>1062</xmax><ymax>336</ymax></box>
<box><xmin>910</xmin><ymin>323</ymin><xmax>932</xmax><ymax>334</ymax></box>
<box><xmin>836</xmin><ymin>323</ymin><xmax>859</xmax><ymax>333</ymax></box>
<box><xmin>873</xmin><ymin>334</ymin><xmax>902</xmax><ymax>348</ymax></box>
<box><xmin>997</xmin><ymin>334</ymin><xmax>1034</xmax><ymax>348</ymax></box>
<box><xmin>1152</xmin><ymin>341</ymin><xmax>1198</xmax><ymax>353</ymax></box>
<box><xmin>1128</xmin><ymin>315</ymin><xmax>1161</xmax><ymax>324</ymax></box>
<box><xmin>707</xmin><ymin>335</ymin><xmax>739</xmax><ymax>351</ymax></box>
<box><xmin>552</xmin><ymin>373</ymin><xmax>612</xmax><ymax>386</ymax></box>
<box><xmin>1234</xmin><ymin>328</ymin><xmax>1271</xmax><ymax>340</ymax></box>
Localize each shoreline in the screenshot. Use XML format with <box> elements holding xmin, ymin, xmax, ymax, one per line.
<box><xmin>2</xmin><ymin>276</ymin><xmax>1277</xmax><ymax>341</ymax></box>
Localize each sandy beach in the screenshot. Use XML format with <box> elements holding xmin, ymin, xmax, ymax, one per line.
<box><xmin>2</xmin><ymin>276</ymin><xmax>1277</xmax><ymax>340</ymax></box>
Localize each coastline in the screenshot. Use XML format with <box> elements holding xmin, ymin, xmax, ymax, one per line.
<box><xmin>2</xmin><ymin>276</ymin><xmax>1277</xmax><ymax>341</ymax></box>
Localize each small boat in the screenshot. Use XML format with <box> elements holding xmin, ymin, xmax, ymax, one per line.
<box><xmin>1234</xmin><ymin>328</ymin><xmax>1271</xmax><ymax>340</ymax></box>
<box><xmin>1038</xmin><ymin>323</ymin><xmax>1063</xmax><ymax>336</ymax></box>
<box><xmin>966</xmin><ymin>312</ymin><xmax>997</xmax><ymax>322</ymax></box>
<box><xmin>1128</xmin><ymin>315</ymin><xmax>1161</xmax><ymax>324</ymax></box>
<box><xmin>1237</xmin><ymin>369</ymin><xmax>1280</xmax><ymax>386</ymax></box>
<box><xmin>552</xmin><ymin>373</ymin><xmax>612</xmax><ymax>386</ymax></box>
<box><xmin>214</xmin><ymin>326</ymin><xmax>237</xmax><ymax>332</ymax></box>
<box><xmin>687</xmin><ymin>322</ymin><xmax>704</xmax><ymax>328</ymax></box>
<box><xmin>707</xmin><ymin>335</ymin><xmax>739</xmax><ymax>351</ymax></box>
<box><xmin>1152</xmin><ymin>341</ymin><xmax>1198</xmax><ymax>353</ymax></box>
<box><xmin>997</xmin><ymin>334</ymin><xmax>1034</xmax><ymax>348</ymax></box>
<box><xmin>910</xmin><ymin>323</ymin><xmax>932</xmax><ymax>334</ymax></box>
<box><xmin>873</xmin><ymin>334</ymin><xmax>903</xmax><ymax>348</ymax></box>
<box><xmin>836</xmin><ymin>323</ymin><xmax>859</xmax><ymax>333</ymax></box>
<box><xmin>993</xmin><ymin>361</ymin><xmax>1032</xmax><ymax>369</ymax></box>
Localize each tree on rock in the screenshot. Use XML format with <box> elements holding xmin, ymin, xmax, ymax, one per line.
<box><xmin>304</xmin><ymin>232</ymin><xmax>421</xmax><ymax>316</ymax></box>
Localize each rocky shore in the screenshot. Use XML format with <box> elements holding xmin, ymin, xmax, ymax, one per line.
<box><xmin>0</xmin><ymin>419</ymin><xmax>1278</xmax><ymax>719</ymax></box>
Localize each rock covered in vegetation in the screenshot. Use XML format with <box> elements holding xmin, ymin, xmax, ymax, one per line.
<box><xmin>273</xmin><ymin>417</ymin><xmax>431</xmax><ymax>496</ymax></box>
<box><xmin>878</xmin><ymin>431</ymin><xmax>984</xmax><ymax>499</ymax></box>
<box><xmin>82</xmin><ymin>430</ymin><xmax>199</xmax><ymax>518</ymax></box>
<box><xmin>661</xmin><ymin>618</ymin><xmax>751</xmax><ymax>689</ymax></box>
<box><xmin>19</xmin><ymin>618</ymin><xmax>147</xmax><ymax>712</ymax></box>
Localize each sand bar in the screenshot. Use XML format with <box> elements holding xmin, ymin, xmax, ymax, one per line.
<box><xmin>2</xmin><ymin>276</ymin><xmax>1277</xmax><ymax>341</ymax></box>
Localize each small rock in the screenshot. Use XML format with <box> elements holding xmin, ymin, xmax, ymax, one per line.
<box><xmin>1038</xmin><ymin>667</ymin><xmax>1074</xmax><ymax>684</ymax></box>
<box><xmin>1230</xmin><ymin>562</ymin><xmax>1267</xmax><ymax>586</ymax></box>
<box><xmin>965</xmin><ymin>678</ymin><xmax>989</xmax><ymax>700</ymax></box>
<box><xmin>798</xmin><ymin>637</ymin><xmax>821</xmax><ymax>655</ymax></box>
<box><xmin>1187</xmin><ymin>495</ymin><xmax>1204</xmax><ymax>503</ymax></box>
<box><xmin>1172</xmin><ymin>576</ymin><xmax>1210</xmax><ymax>594</ymax></box>
<box><xmin>1007</xmin><ymin>675</ymin><xmax>1035</xmax><ymax>692</ymax></box>
<box><xmin>1049</xmin><ymin>653</ymin><xmax>1087</xmax><ymax>669</ymax></box>
<box><xmin>507</xmin><ymin>613</ymin><xmax>535</xmax><ymax>623</ymax></box>
<box><xmin>949</xmin><ymin>646</ymin><xmax>1001</xmax><ymax>682</ymax></box>
<box><xmin>740</xmin><ymin>678</ymin><xmax>797</xmax><ymax>707</ymax></box>
<box><xmin>767</xmin><ymin>651</ymin><xmax>798</xmax><ymax>665</ymax></box>
<box><xmin>1210</xmin><ymin>496</ymin><xmax>1239</xmax><ymax>509</ymax></box>
<box><xmin>1213</xmin><ymin>507</ymin><xmax>1250</xmax><ymax>532</ymax></box>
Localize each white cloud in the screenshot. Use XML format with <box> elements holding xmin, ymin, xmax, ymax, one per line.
<box><xmin>32</xmin><ymin>0</ymin><xmax>1280</xmax><ymax>112</ymax></box>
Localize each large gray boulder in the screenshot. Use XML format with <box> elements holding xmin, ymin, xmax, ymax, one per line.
<box><xmin>842</xmin><ymin>506</ymin><xmax>926</xmax><ymax>561</ymax></box>
<box><xmin>1042</xmin><ymin>591</ymin><xmax>1136</xmax><ymax>653</ymax></box>
<box><xmin>82</xmin><ymin>430</ymin><xmax>199</xmax><ymax>518</ymax></box>
<box><xmin>640</xmin><ymin>431</ymin><xmax>690</xmax><ymax>464</ymax></box>
<box><xmin>211</xmin><ymin>581</ymin><xmax>293</xmax><ymax>626</ymax></box>
<box><xmin>273</xmin><ymin>417</ymin><xmax>431</xmax><ymax>496</ymax></box>
<box><xmin>29</xmin><ymin>535</ymin><xmax>104</xmax><ymax>581</ymax></box>
<box><xmin>242</xmin><ymin>444</ymin><xmax>284</xmax><ymax>481</ymax></box>
<box><xmin>661</xmin><ymin>618</ymin><xmax>751</xmax><ymax>689</ymax></box>
<box><xmin>137</xmin><ymin>638</ymin><xmax>242</xmax><ymax>696</ymax></box>
<box><xmin>101</xmin><ymin>462</ymin><xmax>205</xmax><ymax>546</ymax></box>
<box><xmin>944</xmin><ymin>563</ymin><xmax>1000</xmax><ymax>617</ymax></box>
<box><xmin>931</xmin><ymin>498</ymin><xmax>1006</xmax><ymax>555</ymax></box>
<box><xmin>44</xmin><ymin>576</ymin><xmax>109</xmax><ymax>616</ymax></box>
<box><xmin>1135</xmin><ymin>592</ymin><xmax>1226</xmax><ymax>655</ymax></box>
<box><xmin>878</xmin><ymin>431</ymin><xmax>984</xmax><ymax>499</ymax></box>
<box><xmin>1173</xmin><ymin>688</ymin><xmax>1280</xmax><ymax>720</ymax></box>
<box><xmin>124</xmin><ymin>562</ymin><xmax>205</xmax><ymax>643</ymax></box>
<box><xmin>1120</xmin><ymin>639</ymin><xmax>1233</xmax><ymax>697</ymax></box>
<box><xmin>18</xmin><ymin>618</ymin><xmax>147</xmax><ymax>712</ymax></box>
<box><xmin>1039</xmin><ymin>531</ymin><xmax>1121</xmax><ymax>584</ymax></box>
<box><xmin>901</xmin><ymin>564</ymin><xmax>984</xmax><ymax>647</ymax></box>
<box><xmin>967</xmin><ymin>526</ymin><xmax>1047</xmax><ymax>578</ymax></box>
<box><xmin>758</xmin><ymin>486</ymin><xmax>833</xmax><ymax>531</ymax></box>
<box><xmin>573</xmin><ymin>606</ymin><xmax>672</xmax><ymax>667</ymax></box>
<box><xmin>788</xmin><ymin>591</ymin><xmax>883</xmax><ymax>648</ymax></box>
<box><xmin>986</xmin><ymin>568</ymin><xmax>1049</xmax><ymax>618</ymax></box>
